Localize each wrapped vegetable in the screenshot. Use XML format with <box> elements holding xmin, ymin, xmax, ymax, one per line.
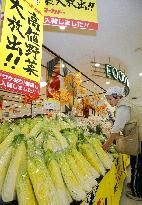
<box><xmin>66</xmin><ymin>152</ymin><xmax>93</xmax><ymax>193</ymax></box>
<box><xmin>88</xmin><ymin>138</ymin><xmax>113</xmax><ymax>169</ymax></box>
<box><xmin>0</xmin><ymin>147</ymin><xmax>13</xmax><ymax>195</ymax></box>
<box><xmin>29</xmin><ymin>121</ymin><xmax>43</xmax><ymax>138</ymax></box>
<box><xmin>28</xmin><ymin>154</ymin><xmax>60</xmax><ymax>205</ymax></box>
<box><xmin>71</xmin><ymin>148</ymin><xmax>99</xmax><ymax>183</ymax></box>
<box><xmin>57</xmin><ymin>153</ymin><xmax>86</xmax><ymax>201</ymax></box>
<box><xmin>0</xmin><ymin>121</ymin><xmax>11</xmax><ymax>143</ymax></box>
<box><xmin>45</xmin><ymin>150</ymin><xmax>70</xmax><ymax>205</ymax></box>
<box><xmin>0</xmin><ymin>127</ymin><xmax>20</xmax><ymax>158</ymax></box>
<box><xmin>79</xmin><ymin>143</ymin><xmax>106</xmax><ymax>176</ymax></box>
<box><xmin>61</xmin><ymin>129</ymin><xmax>78</xmax><ymax>147</ymax></box>
<box><xmin>16</xmin><ymin>154</ymin><xmax>37</xmax><ymax>205</ymax></box>
<box><xmin>2</xmin><ymin>141</ymin><xmax>26</xmax><ymax>202</ymax></box>
<box><xmin>51</xmin><ymin>129</ymin><xmax>68</xmax><ymax>150</ymax></box>
<box><xmin>43</xmin><ymin>133</ymin><xmax>61</xmax><ymax>152</ymax></box>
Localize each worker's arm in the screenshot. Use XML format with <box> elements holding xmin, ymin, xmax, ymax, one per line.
<box><xmin>102</xmin><ymin>105</ymin><xmax>130</xmax><ymax>151</ymax></box>
<box><xmin>102</xmin><ymin>133</ymin><xmax>119</xmax><ymax>151</ymax></box>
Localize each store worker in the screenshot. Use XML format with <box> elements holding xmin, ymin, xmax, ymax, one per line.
<box><xmin>102</xmin><ymin>86</ymin><xmax>142</xmax><ymax>201</ymax></box>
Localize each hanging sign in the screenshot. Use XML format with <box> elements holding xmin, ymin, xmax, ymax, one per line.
<box><xmin>0</xmin><ymin>0</ymin><xmax>45</xmax><ymax>98</ymax></box>
<box><xmin>44</xmin><ymin>0</ymin><xmax>98</xmax><ymax>31</ymax></box>
<box><xmin>105</xmin><ymin>64</ymin><xmax>129</xmax><ymax>88</ymax></box>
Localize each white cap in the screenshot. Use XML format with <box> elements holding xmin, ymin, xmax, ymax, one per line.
<box><xmin>105</xmin><ymin>86</ymin><xmax>124</xmax><ymax>97</ymax></box>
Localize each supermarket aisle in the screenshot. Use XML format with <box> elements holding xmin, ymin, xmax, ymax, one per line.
<box><xmin>120</xmin><ymin>167</ymin><xmax>142</xmax><ymax>205</ymax></box>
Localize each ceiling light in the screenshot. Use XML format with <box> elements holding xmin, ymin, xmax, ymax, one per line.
<box><xmin>106</xmin><ymin>81</ymin><xmax>110</xmax><ymax>85</ymax></box>
<box><xmin>61</xmin><ymin>63</ymin><xmax>65</xmax><ymax>68</ymax></box>
<box><xmin>139</xmin><ymin>73</ymin><xmax>142</xmax><ymax>76</ymax></box>
<box><xmin>59</xmin><ymin>26</ymin><xmax>66</xmax><ymax>30</ymax></box>
<box><xmin>94</xmin><ymin>63</ymin><xmax>100</xmax><ymax>67</ymax></box>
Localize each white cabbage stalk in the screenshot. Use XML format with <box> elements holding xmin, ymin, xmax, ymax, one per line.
<box><xmin>0</xmin><ymin>147</ymin><xmax>13</xmax><ymax>195</ymax></box>
<box><xmin>43</xmin><ymin>136</ymin><xmax>61</xmax><ymax>152</ymax></box>
<box><xmin>48</xmin><ymin>159</ymin><xmax>70</xmax><ymax>205</ymax></box>
<box><xmin>0</xmin><ymin>128</ymin><xmax>20</xmax><ymax>158</ymax></box>
<box><xmin>71</xmin><ymin>149</ymin><xmax>99</xmax><ymax>187</ymax></box>
<box><xmin>80</xmin><ymin>143</ymin><xmax>106</xmax><ymax>176</ymax></box>
<box><xmin>51</xmin><ymin>129</ymin><xmax>68</xmax><ymax>149</ymax></box>
<box><xmin>35</xmin><ymin>132</ymin><xmax>44</xmax><ymax>148</ymax></box>
<box><xmin>29</xmin><ymin>121</ymin><xmax>43</xmax><ymax>138</ymax></box>
<box><xmin>88</xmin><ymin>138</ymin><xmax>113</xmax><ymax>169</ymax></box>
<box><xmin>66</xmin><ymin>153</ymin><xmax>93</xmax><ymax>193</ymax></box>
<box><xmin>28</xmin><ymin>156</ymin><xmax>60</xmax><ymax>205</ymax></box>
<box><xmin>64</xmin><ymin>185</ymin><xmax>73</xmax><ymax>203</ymax></box>
<box><xmin>16</xmin><ymin>155</ymin><xmax>38</xmax><ymax>205</ymax></box>
<box><xmin>2</xmin><ymin>142</ymin><xmax>26</xmax><ymax>202</ymax></box>
<box><xmin>58</xmin><ymin>154</ymin><xmax>86</xmax><ymax>201</ymax></box>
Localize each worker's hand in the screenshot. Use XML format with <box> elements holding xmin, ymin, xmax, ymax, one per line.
<box><xmin>102</xmin><ymin>133</ymin><xmax>119</xmax><ymax>151</ymax></box>
<box><xmin>102</xmin><ymin>140</ymin><xmax>112</xmax><ymax>151</ymax></box>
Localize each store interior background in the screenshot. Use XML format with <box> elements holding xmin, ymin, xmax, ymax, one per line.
<box><xmin>0</xmin><ymin>0</ymin><xmax>142</xmax><ymax>119</ymax></box>
<box><xmin>43</xmin><ymin>0</ymin><xmax>142</xmax><ymax>100</ymax></box>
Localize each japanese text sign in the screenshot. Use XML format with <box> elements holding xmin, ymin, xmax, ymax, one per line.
<box><xmin>44</xmin><ymin>0</ymin><xmax>98</xmax><ymax>30</ymax></box>
<box><xmin>0</xmin><ymin>0</ymin><xmax>45</xmax><ymax>98</ymax></box>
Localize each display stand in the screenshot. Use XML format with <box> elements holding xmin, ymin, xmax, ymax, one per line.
<box><xmin>82</xmin><ymin>154</ymin><xmax>130</xmax><ymax>205</ymax></box>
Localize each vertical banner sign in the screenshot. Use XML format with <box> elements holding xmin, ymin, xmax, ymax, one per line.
<box><xmin>0</xmin><ymin>0</ymin><xmax>45</xmax><ymax>98</ymax></box>
<box><xmin>44</xmin><ymin>0</ymin><xmax>98</xmax><ymax>30</ymax></box>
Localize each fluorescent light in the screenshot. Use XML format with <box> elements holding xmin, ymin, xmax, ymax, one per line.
<box><xmin>139</xmin><ymin>73</ymin><xmax>142</xmax><ymax>76</ymax></box>
<box><xmin>61</xmin><ymin>63</ymin><xmax>65</xmax><ymax>68</ymax></box>
<box><xmin>40</xmin><ymin>81</ymin><xmax>47</xmax><ymax>88</ymax></box>
<box><xmin>95</xmin><ymin>63</ymin><xmax>100</xmax><ymax>67</ymax></box>
<box><xmin>59</xmin><ymin>26</ymin><xmax>66</xmax><ymax>30</ymax></box>
<box><xmin>106</xmin><ymin>81</ymin><xmax>110</xmax><ymax>85</ymax></box>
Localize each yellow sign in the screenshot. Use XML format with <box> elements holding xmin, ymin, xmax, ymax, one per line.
<box><xmin>0</xmin><ymin>0</ymin><xmax>44</xmax><ymax>97</ymax></box>
<box><xmin>81</xmin><ymin>154</ymin><xmax>130</xmax><ymax>205</ymax></box>
<box><xmin>44</xmin><ymin>0</ymin><xmax>98</xmax><ymax>30</ymax></box>
<box><xmin>1</xmin><ymin>0</ymin><xmax>6</xmax><ymax>11</ymax></box>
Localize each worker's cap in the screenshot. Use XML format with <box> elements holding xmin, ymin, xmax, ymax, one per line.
<box><xmin>105</xmin><ymin>86</ymin><xmax>125</xmax><ymax>97</ymax></box>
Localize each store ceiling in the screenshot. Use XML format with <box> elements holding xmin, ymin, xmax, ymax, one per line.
<box><xmin>43</xmin><ymin>0</ymin><xmax>142</xmax><ymax>98</ymax></box>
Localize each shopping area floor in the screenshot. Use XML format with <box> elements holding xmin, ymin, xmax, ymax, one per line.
<box><xmin>120</xmin><ymin>167</ymin><xmax>142</xmax><ymax>205</ymax></box>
